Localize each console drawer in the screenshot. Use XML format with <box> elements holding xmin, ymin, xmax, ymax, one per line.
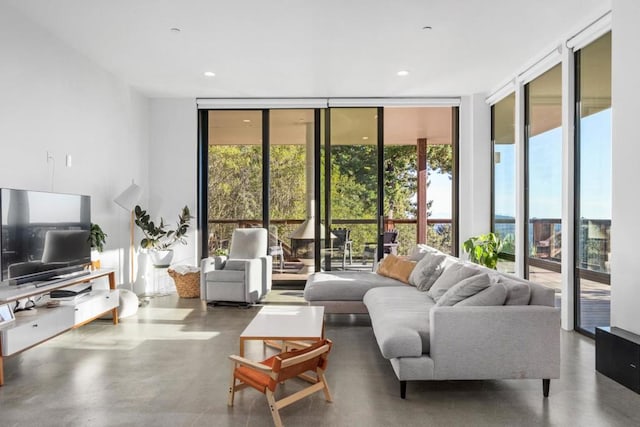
<box><xmin>1</xmin><ymin>306</ymin><xmax>75</xmax><ymax>356</ymax></box>
<box><xmin>68</xmin><ymin>290</ymin><xmax>119</xmax><ymax>325</ymax></box>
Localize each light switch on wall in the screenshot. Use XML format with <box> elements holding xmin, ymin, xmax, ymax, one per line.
<box><xmin>66</xmin><ymin>155</ymin><xmax>72</xmax><ymax>167</ymax></box>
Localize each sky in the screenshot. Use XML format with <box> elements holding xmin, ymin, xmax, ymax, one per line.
<box><xmin>427</xmin><ymin>172</ymin><xmax>452</xmax><ymax>219</ymax></box>
<box><xmin>494</xmin><ymin>108</ymin><xmax>611</xmax><ymax>220</ymax></box>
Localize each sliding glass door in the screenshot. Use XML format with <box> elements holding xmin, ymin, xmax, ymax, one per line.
<box><xmin>200</xmin><ymin>103</ymin><xmax>459</xmax><ymax>283</ymax></box>
<box><xmin>491</xmin><ymin>93</ymin><xmax>516</xmax><ymax>273</ymax></box>
<box><xmin>575</xmin><ymin>32</ymin><xmax>612</xmax><ymax>334</ymax></box>
<box><xmin>323</xmin><ymin>108</ymin><xmax>380</xmax><ymax>270</ymax></box>
<box><xmin>525</xmin><ymin>64</ymin><xmax>562</xmax><ymax>296</ymax></box>
<box><xmin>207</xmin><ymin>110</ymin><xmax>264</xmax><ymax>253</ymax></box>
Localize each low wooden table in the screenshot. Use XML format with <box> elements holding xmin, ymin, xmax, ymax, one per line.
<box><xmin>239</xmin><ymin>305</ymin><xmax>324</xmax><ymax>356</ymax></box>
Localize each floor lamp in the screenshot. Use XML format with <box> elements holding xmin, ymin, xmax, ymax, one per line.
<box><xmin>114</xmin><ymin>181</ymin><xmax>142</xmax><ymax>289</ymax></box>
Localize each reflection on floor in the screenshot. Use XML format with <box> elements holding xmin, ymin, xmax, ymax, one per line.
<box><xmin>2</xmin><ymin>295</ymin><xmax>639</xmax><ymax>426</ymax></box>
<box><xmin>260</xmin><ymin>289</ymin><xmax>307</xmax><ymax>305</ymax></box>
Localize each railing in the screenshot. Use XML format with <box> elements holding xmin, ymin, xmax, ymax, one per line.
<box><xmin>207</xmin><ymin>217</ymin><xmax>453</xmax><ymax>257</ymax></box>
<box><xmin>493</xmin><ymin>217</ymin><xmax>611</xmax><ymax>278</ymax></box>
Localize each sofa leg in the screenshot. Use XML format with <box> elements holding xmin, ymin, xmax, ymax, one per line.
<box><xmin>400</xmin><ymin>381</ymin><xmax>407</xmax><ymax>399</ymax></box>
<box><xmin>542</xmin><ymin>379</ymin><xmax>550</xmax><ymax>397</ymax></box>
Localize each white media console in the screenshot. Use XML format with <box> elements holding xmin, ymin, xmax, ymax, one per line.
<box><xmin>0</xmin><ymin>269</ymin><xmax>119</xmax><ymax>385</ymax></box>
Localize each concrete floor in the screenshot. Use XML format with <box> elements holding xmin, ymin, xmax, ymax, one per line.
<box><xmin>1</xmin><ymin>295</ymin><xmax>639</xmax><ymax>427</ymax></box>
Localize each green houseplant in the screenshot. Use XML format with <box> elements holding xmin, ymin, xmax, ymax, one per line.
<box><xmin>134</xmin><ymin>205</ymin><xmax>192</xmax><ymax>267</ymax></box>
<box><xmin>88</xmin><ymin>223</ymin><xmax>107</xmax><ymax>269</ymax></box>
<box><xmin>462</xmin><ymin>232</ymin><xmax>503</xmax><ymax>270</ymax></box>
<box><xmin>89</xmin><ymin>223</ymin><xmax>108</xmax><ymax>252</ymax></box>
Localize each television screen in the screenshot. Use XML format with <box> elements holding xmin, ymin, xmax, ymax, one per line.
<box><xmin>0</xmin><ymin>189</ymin><xmax>91</xmax><ymax>285</ymax></box>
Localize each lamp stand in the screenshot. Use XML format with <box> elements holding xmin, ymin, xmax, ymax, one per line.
<box><xmin>129</xmin><ymin>210</ymin><xmax>135</xmax><ymax>290</ymax></box>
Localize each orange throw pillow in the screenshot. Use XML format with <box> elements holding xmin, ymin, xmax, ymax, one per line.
<box><xmin>377</xmin><ymin>254</ymin><xmax>417</xmax><ymax>284</ymax></box>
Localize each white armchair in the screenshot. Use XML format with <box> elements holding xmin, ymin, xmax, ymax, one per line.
<box><xmin>200</xmin><ymin>228</ymin><xmax>272</xmax><ymax>304</ymax></box>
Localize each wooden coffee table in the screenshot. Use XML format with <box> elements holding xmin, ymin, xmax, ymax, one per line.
<box><xmin>239</xmin><ymin>305</ymin><xmax>325</xmax><ymax>356</ymax></box>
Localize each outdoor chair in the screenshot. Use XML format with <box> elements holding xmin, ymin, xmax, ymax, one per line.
<box><xmin>361</xmin><ymin>229</ymin><xmax>399</xmax><ymax>267</ymax></box>
<box><xmin>383</xmin><ymin>229</ymin><xmax>399</xmax><ymax>255</ymax></box>
<box><xmin>228</xmin><ymin>339</ymin><xmax>333</xmax><ymax>427</ymax></box>
<box><xmin>268</xmin><ymin>225</ymin><xmax>285</xmax><ymax>272</ymax></box>
<box><xmin>330</xmin><ymin>228</ymin><xmax>353</xmax><ymax>269</ymax></box>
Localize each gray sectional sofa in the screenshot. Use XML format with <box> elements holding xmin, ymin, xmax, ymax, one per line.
<box><xmin>303</xmin><ymin>245</ymin><xmax>561</xmax><ymax>399</ymax></box>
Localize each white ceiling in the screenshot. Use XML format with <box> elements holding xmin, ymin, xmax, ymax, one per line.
<box><xmin>5</xmin><ymin>0</ymin><xmax>610</xmax><ymax>98</ymax></box>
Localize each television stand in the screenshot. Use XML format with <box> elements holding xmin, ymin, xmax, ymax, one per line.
<box><xmin>0</xmin><ymin>269</ymin><xmax>118</xmax><ymax>386</ymax></box>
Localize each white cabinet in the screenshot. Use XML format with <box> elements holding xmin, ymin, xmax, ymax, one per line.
<box><xmin>65</xmin><ymin>289</ymin><xmax>119</xmax><ymax>325</ymax></box>
<box><xmin>0</xmin><ymin>269</ymin><xmax>118</xmax><ymax>385</ymax></box>
<box><xmin>1</xmin><ymin>306</ymin><xmax>74</xmax><ymax>355</ymax></box>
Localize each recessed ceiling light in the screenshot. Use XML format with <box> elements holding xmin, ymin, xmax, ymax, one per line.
<box><xmin>243</xmin><ymin>119</ymin><xmax>251</xmax><ymax>123</ymax></box>
<box><xmin>397</xmin><ymin>70</ymin><xmax>409</xmax><ymax>77</ymax></box>
<box><xmin>170</xmin><ymin>27</ymin><xmax>181</xmax><ymax>33</ymax></box>
<box><xmin>203</xmin><ymin>71</ymin><xmax>216</xmax><ymax>77</ymax></box>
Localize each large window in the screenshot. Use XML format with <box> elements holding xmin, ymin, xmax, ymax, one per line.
<box><xmin>525</xmin><ymin>64</ymin><xmax>563</xmax><ymax>294</ymax></box>
<box><xmin>491</xmin><ymin>93</ymin><xmax>516</xmax><ymax>273</ymax></box>
<box><xmin>200</xmin><ymin>103</ymin><xmax>459</xmax><ymax>286</ymax></box>
<box><xmin>575</xmin><ymin>32</ymin><xmax>612</xmax><ymax>334</ymax></box>
<box><xmin>207</xmin><ymin>110</ymin><xmax>264</xmax><ymax>253</ymax></box>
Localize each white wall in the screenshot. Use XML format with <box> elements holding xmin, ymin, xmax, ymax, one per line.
<box><xmin>458</xmin><ymin>94</ymin><xmax>492</xmax><ymax>253</ymax></box>
<box><xmin>148</xmin><ymin>99</ymin><xmax>198</xmax><ymax>268</ymax></box>
<box><xmin>0</xmin><ymin>5</ymin><xmax>149</xmax><ymax>288</ymax></box>
<box><xmin>610</xmin><ymin>0</ymin><xmax>640</xmax><ymax>334</ymax></box>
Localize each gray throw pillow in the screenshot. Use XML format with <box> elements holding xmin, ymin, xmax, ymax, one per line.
<box><xmin>407</xmin><ymin>244</ymin><xmax>440</xmax><ymax>262</ymax></box>
<box><xmin>455</xmin><ymin>283</ymin><xmax>508</xmax><ymax>307</ymax></box>
<box><xmin>435</xmin><ymin>273</ymin><xmax>491</xmax><ymax>307</ymax></box>
<box><xmin>408</xmin><ymin>253</ymin><xmax>447</xmax><ymax>291</ymax></box>
<box><xmin>427</xmin><ymin>262</ymin><xmax>481</xmax><ymax>302</ymax></box>
<box><xmin>497</xmin><ymin>277</ymin><xmax>532</xmax><ymax>305</ymax></box>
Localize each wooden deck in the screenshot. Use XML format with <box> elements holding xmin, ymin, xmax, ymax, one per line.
<box><xmin>523</xmin><ymin>264</ymin><xmax>610</xmax><ymax>334</ymax></box>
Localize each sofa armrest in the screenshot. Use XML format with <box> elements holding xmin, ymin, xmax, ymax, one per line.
<box><xmin>200</xmin><ymin>257</ymin><xmax>214</xmax><ymax>301</ymax></box>
<box><xmin>429</xmin><ymin>305</ymin><xmax>560</xmax><ymax>380</ymax></box>
<box><xmin>225</xmin><ymin>258</ymin><xmax>264</xmax><ymax>302</ymax></box>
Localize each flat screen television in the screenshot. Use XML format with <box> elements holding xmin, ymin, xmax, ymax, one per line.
<box><xmin>0</xmin><ymin>189</ymin><xmax>91</xmax><ymax>285</ymax></box>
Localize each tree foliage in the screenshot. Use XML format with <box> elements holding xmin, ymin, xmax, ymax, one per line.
<box><xmin>208</xmin><ymin>141</ymin><xmax>454</xmax><ymax>254</ymax></box>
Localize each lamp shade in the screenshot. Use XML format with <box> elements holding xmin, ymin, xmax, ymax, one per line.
<box><xmin>114</xmin><ymin>182</ymin><xmax>142</xmax><ymax>211</ymax></box>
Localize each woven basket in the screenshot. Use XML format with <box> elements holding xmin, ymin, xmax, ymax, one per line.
<box><xmin>168</xmin><ymin>269</ymin><xmax>200</xmax><ymax>298</ymax></box>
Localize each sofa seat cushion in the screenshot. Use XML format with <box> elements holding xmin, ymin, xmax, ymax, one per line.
<box><xmin>205</xmin><ymin>269</ymin><xmax>245</xmax><ymax>282</ymax></box>
<box><xmin>363</xmin><ymin>287</ymin><xmax>435</xmax><ymax>358</ymax></box>
<box><xmin>304</xmin><ymin>271</ymin><xmax>406</xmax><ymax>302</ymax></box>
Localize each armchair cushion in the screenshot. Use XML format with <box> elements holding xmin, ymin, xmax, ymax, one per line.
<box><xmin>206</xmin><ymin>269</ymin><xmax>245</xmax><ymax>282</ymax></box>
<box><xmin>229</xmin><ymin>229</ymin><xmax>267</xmax><ymax>259</ymax></box>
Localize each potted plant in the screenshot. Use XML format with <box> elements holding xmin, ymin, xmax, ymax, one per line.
<box><xmin>462</xmin><ymin>232</ymin><xmax>503</xmax><ymax>270</ymax></box>
<box><xmin>88</xmin><ymin>223</ymin><xmax>107</xmax><ymax>270</ymax></box>
<box><xmin>134</xmin><ymin>205</ymin><xmax>192</xmax><ymax>267</ymax></box>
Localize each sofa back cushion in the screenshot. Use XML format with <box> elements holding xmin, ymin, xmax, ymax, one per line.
<box><xmin>407</xmin><ymin>244</ymin><xmax>440</xmax><ymax>262</ymax></box>
<box><xmin>494</xmin><ymin>276</ymin><xmax>532</xmax><ymax>305</ymax></box>
<box><xmin>376</xmin><ymin>255</ymin><xmax>416</xmax><ymax>284</ymax></box>
<box><xmin>427</xmin><ymin>262</ymin><xmax>482</xmax><ymax>302</ymax></box>
<box><xmin>435</xmin><ymin>273</ymin><xmax>492</xmax><ymax>306</ymax></box>
<box><xmin>454</xmin><ymin>282</ymin><xmax>508</xmax><ymax>306</ymax></box>
<box><xmin>408</xmin><ymin>252</ymin><xmax>449</xmax><ymax>291</ymax></box>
